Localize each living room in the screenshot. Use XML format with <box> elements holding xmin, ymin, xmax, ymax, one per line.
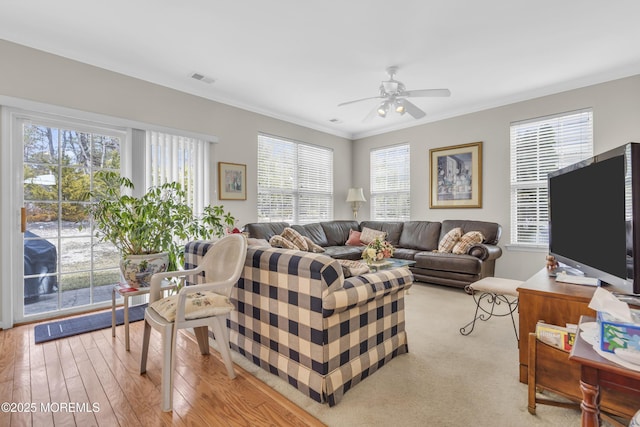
<box><xmin>1</xmin><ymin>2</ymin><xmax>640</xmax><ymax>425</ymax></box>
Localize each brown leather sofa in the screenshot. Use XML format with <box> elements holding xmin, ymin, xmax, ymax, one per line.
<box><xmin>243</xmin><ymin>219</ymin><xmax>502</xmax><ymax>290</ymax></box>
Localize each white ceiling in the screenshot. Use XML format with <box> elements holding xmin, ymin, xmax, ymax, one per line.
<box><xmin>2</xmin><ymin>1</ymin><xmax>640</xmax><ymax>139</ymax></box>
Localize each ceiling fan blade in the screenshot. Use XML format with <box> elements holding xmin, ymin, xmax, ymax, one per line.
<box><xmin>338</xmin><ymin>96</ymin><xmax>384</xmax><ymax>107</ymax></box>
<box><xmin>402</xmin><ymin>99</ymin><xmax>426</xmax><ymax>119</ymax></box>
<box><xmin>403</xmin><ymin>89</ymin><xmax>451</xmax><ymax>97</ymax></box>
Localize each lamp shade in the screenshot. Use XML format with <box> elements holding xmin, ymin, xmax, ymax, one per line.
<box><xmin>346</xmin><ymin>188</ymin><xmax>367</xmax><ymax>203</ymax></box>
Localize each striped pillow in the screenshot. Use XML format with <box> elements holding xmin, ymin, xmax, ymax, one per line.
<box><xmin>281</xmin><ymin>227</ymin><xmax>309</xmax><ymax>251</ymax></box>
<box><xmin>269</xmin><ymin>235</ymin><xmax>297</xmax><ymax>249</ymax></box>
<box><xmin>452</xmin><ymin>231</ymin><xmax>485</xmax><ymax>254</ymax></box>
<box><xmin>437</xmin><ymin>227</ymin><xmax>463</xmax><ymax>253</ymax></box>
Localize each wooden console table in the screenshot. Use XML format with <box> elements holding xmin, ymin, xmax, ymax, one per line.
<box><xmin>518</xmin><ymin>268</ymin><xmax>633</xmax><ymax>415</ymax></box>
<box><xmin>569</xmin><ymin>316</ymin><xmax>640</xmax><ymax>427</ymax></box>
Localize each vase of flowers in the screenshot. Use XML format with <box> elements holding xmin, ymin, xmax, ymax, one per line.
<box><xmin>362</xmin><ymin>237</ymin><xmax>395</xmax><ymax>265</ymax></box>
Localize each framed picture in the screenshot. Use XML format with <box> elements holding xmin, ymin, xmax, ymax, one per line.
<box><xmin>429</xmin><ymin>142</ymin><xmax>482</xmax><ymax>208</ymax></box>
<box><xmin>218</xmin><ymin>162</ymin><xmax>247</xmax><ymax>200</ymax></box>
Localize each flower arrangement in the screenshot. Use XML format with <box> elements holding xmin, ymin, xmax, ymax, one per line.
<box><xmin>362</xmin><ymin>237</ymin><xmax>395</xmax><ymax>264</ymax></box>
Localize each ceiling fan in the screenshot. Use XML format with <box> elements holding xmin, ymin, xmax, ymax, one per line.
<box><xmin>338</xmin><ymin>66</ymin><xmax>450</xmax><ymax>120</ymax></box>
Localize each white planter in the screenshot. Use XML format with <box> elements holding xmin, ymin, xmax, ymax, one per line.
<box><xmin>120</xmin><ymin>252</ymin><xmax>169</xmax><ymax>288</ymax></box>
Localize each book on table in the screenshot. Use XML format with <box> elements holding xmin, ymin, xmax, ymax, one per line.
<box><xmin>116</xmin><ymin>282</ymin><xmax>139</xmax><ymax>293</ymax></box>
<box><xmin>535</xmin><ymin>321</ymin><xmax>577</xmax><ymax>352</ymax></box>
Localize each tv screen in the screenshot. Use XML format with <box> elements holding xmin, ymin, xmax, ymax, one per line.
<box><xmin>549</xmin><ymin>155</ymin><xmax>627</xmax><ymax>279</ymax></box>
<box><xmin>548</xmin><ymin>142</ymin><xmax>640</xmax><ymax>294</ymax></box>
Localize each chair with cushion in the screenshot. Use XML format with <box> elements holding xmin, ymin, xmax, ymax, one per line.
<box><xmin>139</xmin><ymin>234</ymin><xmax>247</xmax><ymax>411</ymax></box>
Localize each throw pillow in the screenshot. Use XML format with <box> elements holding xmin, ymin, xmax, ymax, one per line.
<box><xmin>360</xmin><ymin>227</ymin><xmax>387</xmax><ymax>245</ymax></box>
<box><xmin>281</xmin><ymin>227</ymin><xmax>308</xmax><ymax>251</ymax></box>
<box><xmin>269</xmin><ymin>235</ymin><xmax>297</xmax><ymax>250</ymax></box>
<box><xmin>452</xmin><ymin>231</ymin><xmax>485</xmax><ymax>255</ymax></box>
<box><xmin>437</xmin><ymin>227</ymin><xmax>463</xmax><ymax>253</ymax></box>
<box><xmin>345</xmin><ymin>229</ymin><xmax>364</xmax><ymax>246</ymax></box>
<box><xmin>337</xmin><ymin>259</ymin><xmax>370</xmax><ymax>277</ymax></box>
<box><xmin>303</xmin><ymin>236</ymin><xmax>325</xmax><ymax>253</ymax></box>
<box><xmin>247</xmin><ymin>238</ymin><xmax>271</xmax><ymax>248</ymax></box>
<box><xmin>150</xmin><ymin>291</ymin><xmax>234</xmax><ymax>322</ymax></box>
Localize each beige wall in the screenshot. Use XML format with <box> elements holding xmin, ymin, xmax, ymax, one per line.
<box><xmin>0</xmin><ymin>40</ymin><xmax>352</xmax><ymax>326</ymax></box>
<box><xmin>0</xmin><ymin>39</ymin><xmax>354</xmax><ymax>225</ymax></box>
<box><xmin>2</xmin><ymin>38</ymin><xmax>640</xmax><ymax>325</ymax></box>
<box><xmin>353</xmin><ymin>75</ymin><xmax>640</xmax><ymax>281</ymax></box>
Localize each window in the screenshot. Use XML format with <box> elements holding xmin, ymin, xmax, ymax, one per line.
<box><xmin>257</xmin><ymin>133</ymin><xmax>333</xmax><ymax>224</ymax></box>
<box><xmin>370</xmin><ymin>144</ymin><xmax>410</xmax><ymax>221</ymax></box>
<box><xmin>510</xmin><ymin>109</ymin><xmax>593</xmax><ymax>246</ymax></box>
<box><xmin>18</xmin><ymin>113</ymin><xmax>124</xmax><ymax>317</ymax></box>
<box><xmin>145</xmin><ymin>130</ymin><xmax>211</xmax><ymax>214</ymax></box>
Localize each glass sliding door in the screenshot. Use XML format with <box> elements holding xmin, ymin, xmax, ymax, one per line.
<box><xmin>21</xmin><ymin>117</ymin><xmax>124</xmax><ymax>319</ymax></box>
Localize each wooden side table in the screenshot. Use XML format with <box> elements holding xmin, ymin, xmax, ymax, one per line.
<box><xmin>569</xmin><ymin>315</ymin><xmax>640</xmax><ymax>427</ymax></box>
<box><xmin>111</xmin><ymin>282</ymin><xmax>175</xmax><ymax>351</ymax></box>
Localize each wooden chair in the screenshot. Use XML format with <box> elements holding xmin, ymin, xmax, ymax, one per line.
<box><xmin>139</xmin><ymin>234</ymin><xmax>247</xmax><ymax>411</ymax></box>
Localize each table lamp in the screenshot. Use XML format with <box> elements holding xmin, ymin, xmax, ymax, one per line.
<box><xmin>346</xmin><ymin>188</ymin><xmax>366</xmax><ymax>219</ymax></box>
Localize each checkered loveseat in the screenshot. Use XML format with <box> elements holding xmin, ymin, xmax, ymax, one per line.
<box><xmin>185</xmin><ymin>242</ymin><xmax>413</xmax><ymax>406</ymax></box>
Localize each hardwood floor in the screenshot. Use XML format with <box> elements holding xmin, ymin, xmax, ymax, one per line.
<box><xmin>0</xmin><ymin>313</ymin><xmax>325</xmax><ymax>427</ymax></box>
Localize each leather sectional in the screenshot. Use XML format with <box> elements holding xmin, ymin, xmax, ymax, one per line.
<box><xmin>244</xmin><ymin>219</ymin><xmax>503</xmax><ymax>290</ymax></box>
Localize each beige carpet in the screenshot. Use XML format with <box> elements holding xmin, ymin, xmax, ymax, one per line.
<box><xmin>226</xmin><ymin>283</ymin><xmax>583</xmax><ymax>427</ymax></box>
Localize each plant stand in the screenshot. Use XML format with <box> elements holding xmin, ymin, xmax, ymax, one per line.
<box><xmin>111</xmin><ymin>281</ymin><xmax>175</xmax><ymax>351</ymax></box>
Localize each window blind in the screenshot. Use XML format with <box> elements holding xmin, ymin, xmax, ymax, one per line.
<box><xmin>257</xmin><ymin>134</ymin><xmax>333</xmax><ymax>224</ymax></box>
<box><xmin>145</xmin><ymin>131</ymin><xmax>210</xmax><ymax>214</ymax></box>
<box><xmin>370</xmin><ymin>144</ymin><xmax>410</xmax><ymax>221</ymax></box>
<box><xmin>510</xmin><ymin>109</ymin><xmax>593</xmax><ymax>245</ymax></box>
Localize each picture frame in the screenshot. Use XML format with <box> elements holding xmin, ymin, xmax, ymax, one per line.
<box><xmin>218</xmin><ymin>162</ymin><xmax>247</xmax><ymax>200</ymax></box>
<box><xmin>429</xmin><ymin>142</ymin><xmax>482</xmax><ymax>208</ymax></box>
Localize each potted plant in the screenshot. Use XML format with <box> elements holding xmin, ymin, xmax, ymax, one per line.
<box><xmin>88</xmin><ymin>172</ymin><xmax>236</xmax><ymax>288</ymax></box>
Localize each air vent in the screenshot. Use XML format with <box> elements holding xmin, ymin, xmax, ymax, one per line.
<box><xmin>190</xmin><ymin>72</ymin><xmax>215</xmax><ymax>84</ymax></box>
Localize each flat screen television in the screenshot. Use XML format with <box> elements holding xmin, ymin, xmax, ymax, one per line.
<box><xmin>548</xmin><ymin>142</ymin><xmax>640</xmax><ymax>295</ymax></box>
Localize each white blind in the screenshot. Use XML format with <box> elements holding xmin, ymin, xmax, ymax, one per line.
<box><xmin>370</xmin><ymin>144</ymin><xmax>410</xmax><ymax>221</ymax></box>
<box><xmin>145</xmin><ymin>130</ymin><xmax>210</xmax><ymax>214</ymax></box>
<box><xmin>257</xmin><ymin>134</ymin><xmax>333</xmax><ymax>224</ymax></box>
<box><xmin>510</xmin><ymin>109</ymin><xmax>593</xmax><ymax>245</ymax></box>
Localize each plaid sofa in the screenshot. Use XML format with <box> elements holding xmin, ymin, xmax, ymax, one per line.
<box><xmin>185</xmin><ymin>241</ymin><xmax>413</xmax><ymax>406</ymax></box>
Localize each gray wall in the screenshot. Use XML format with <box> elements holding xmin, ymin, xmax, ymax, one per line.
<box><xmin>353</xmin><ymin>75</ymin><xmax>640</xmax><ymax>281</ymax></box>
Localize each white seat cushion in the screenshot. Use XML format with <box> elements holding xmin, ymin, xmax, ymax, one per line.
<box><xmin>150</xmin><ymin>290</ymin><xmax>234</xmax><ymax>322</ymax></box>
<box><xmin>469</xmin><ymin>277</ymin><xmax>522</xmax><ymax>297</ymax></box>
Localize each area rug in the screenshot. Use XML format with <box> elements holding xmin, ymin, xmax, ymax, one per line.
<box><xmin>215</xmin><ymin>284</ymin><xmax>582</xmax><ymax>427</ymax></box>
<box><xmin>34</xmin><ymin>303</ymin><xmax>147</xmax><ymax>344</ymax></box>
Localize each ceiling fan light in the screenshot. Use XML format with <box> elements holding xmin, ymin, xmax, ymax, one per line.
<box><xmin>395</xmin><ymin>99</ymin><xmax>405</xmax><ymax>114</ymax></box>
<box><xmin>377</xmin><ymin>101</ymin><xmax>389</xmax><ymax>117</ymax></box>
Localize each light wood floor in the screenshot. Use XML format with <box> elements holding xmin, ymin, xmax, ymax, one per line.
<box><xmin>0</xmin><ymin>313</ymin><xmax>325</xmax><ymax>427</ymax></box>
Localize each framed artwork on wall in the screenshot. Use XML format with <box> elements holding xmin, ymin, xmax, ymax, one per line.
<box><xmin>429</xmin><ymin>141</ymin><xmax>482</xmax><ymax>208</ymax></box>
<box><xmin>218</xmin><ymin>162</ymin><xmax>247</xmax><ymax>200</ymax></box>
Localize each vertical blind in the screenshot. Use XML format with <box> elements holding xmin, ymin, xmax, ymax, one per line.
<box><xmin>145</xmin><ymin>131</ymin><xmax>211</xmax><ymax>214</ymax></box>
<box><xmin>370</xmin><ymin>143</ymin><xmax>410</xmax><ymax>221</ymax></box>
<box><xmin>510</xmin><ymin>109</ymin><xmax>593</xmax><ymax>245</ymax></box>
<box><xmin>257</xmin><ymin>133</ymin><xmax>333</xmax><ymax>224</ymax></box>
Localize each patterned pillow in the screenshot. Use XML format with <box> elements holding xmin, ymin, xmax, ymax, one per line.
<box><xmin>337</xmin><ymin>259</ymin><xmax>370</xmax><ymax>277</ymax></box>
<box><xmin>281</xmin><ymin>227</ymin><xmax>308</xmax><ymax>251</ymax></box>
<box><xmin>269</xmin><ymin>235</ymin><xmax>297</xmax><ymax>249</ymax></box>
<box><xmin>345</xmin><ymin>229</ymin><xmax>364</xmax><ymax>246</ymax></box>
<box><xmin>360</xmin><ymin>227</ymin><xmax>387</xmax><ymax>245</ymax></box>
<box><xmin>150</xmin><ymin>291</ymin><xmax>234</xmax><ymax>322</ymax></box>
<box><xmin>452</xmin><ymin>231</ymin><xmax>485</xmax><ymax>255</ymax></box>
<box><xmin>247</xmin><ymin>238</ymin><xmax>271</xmax><ymax>248</ymax></box>
<box><xmin>437</xmin><ymin>227</ymin><xmax>463</xmax><ymax>253</ymax></box>
<box><xmin>303</xmin><ymin>236</ymin><xmax>325</xmax><ymax>253</ymax></box>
